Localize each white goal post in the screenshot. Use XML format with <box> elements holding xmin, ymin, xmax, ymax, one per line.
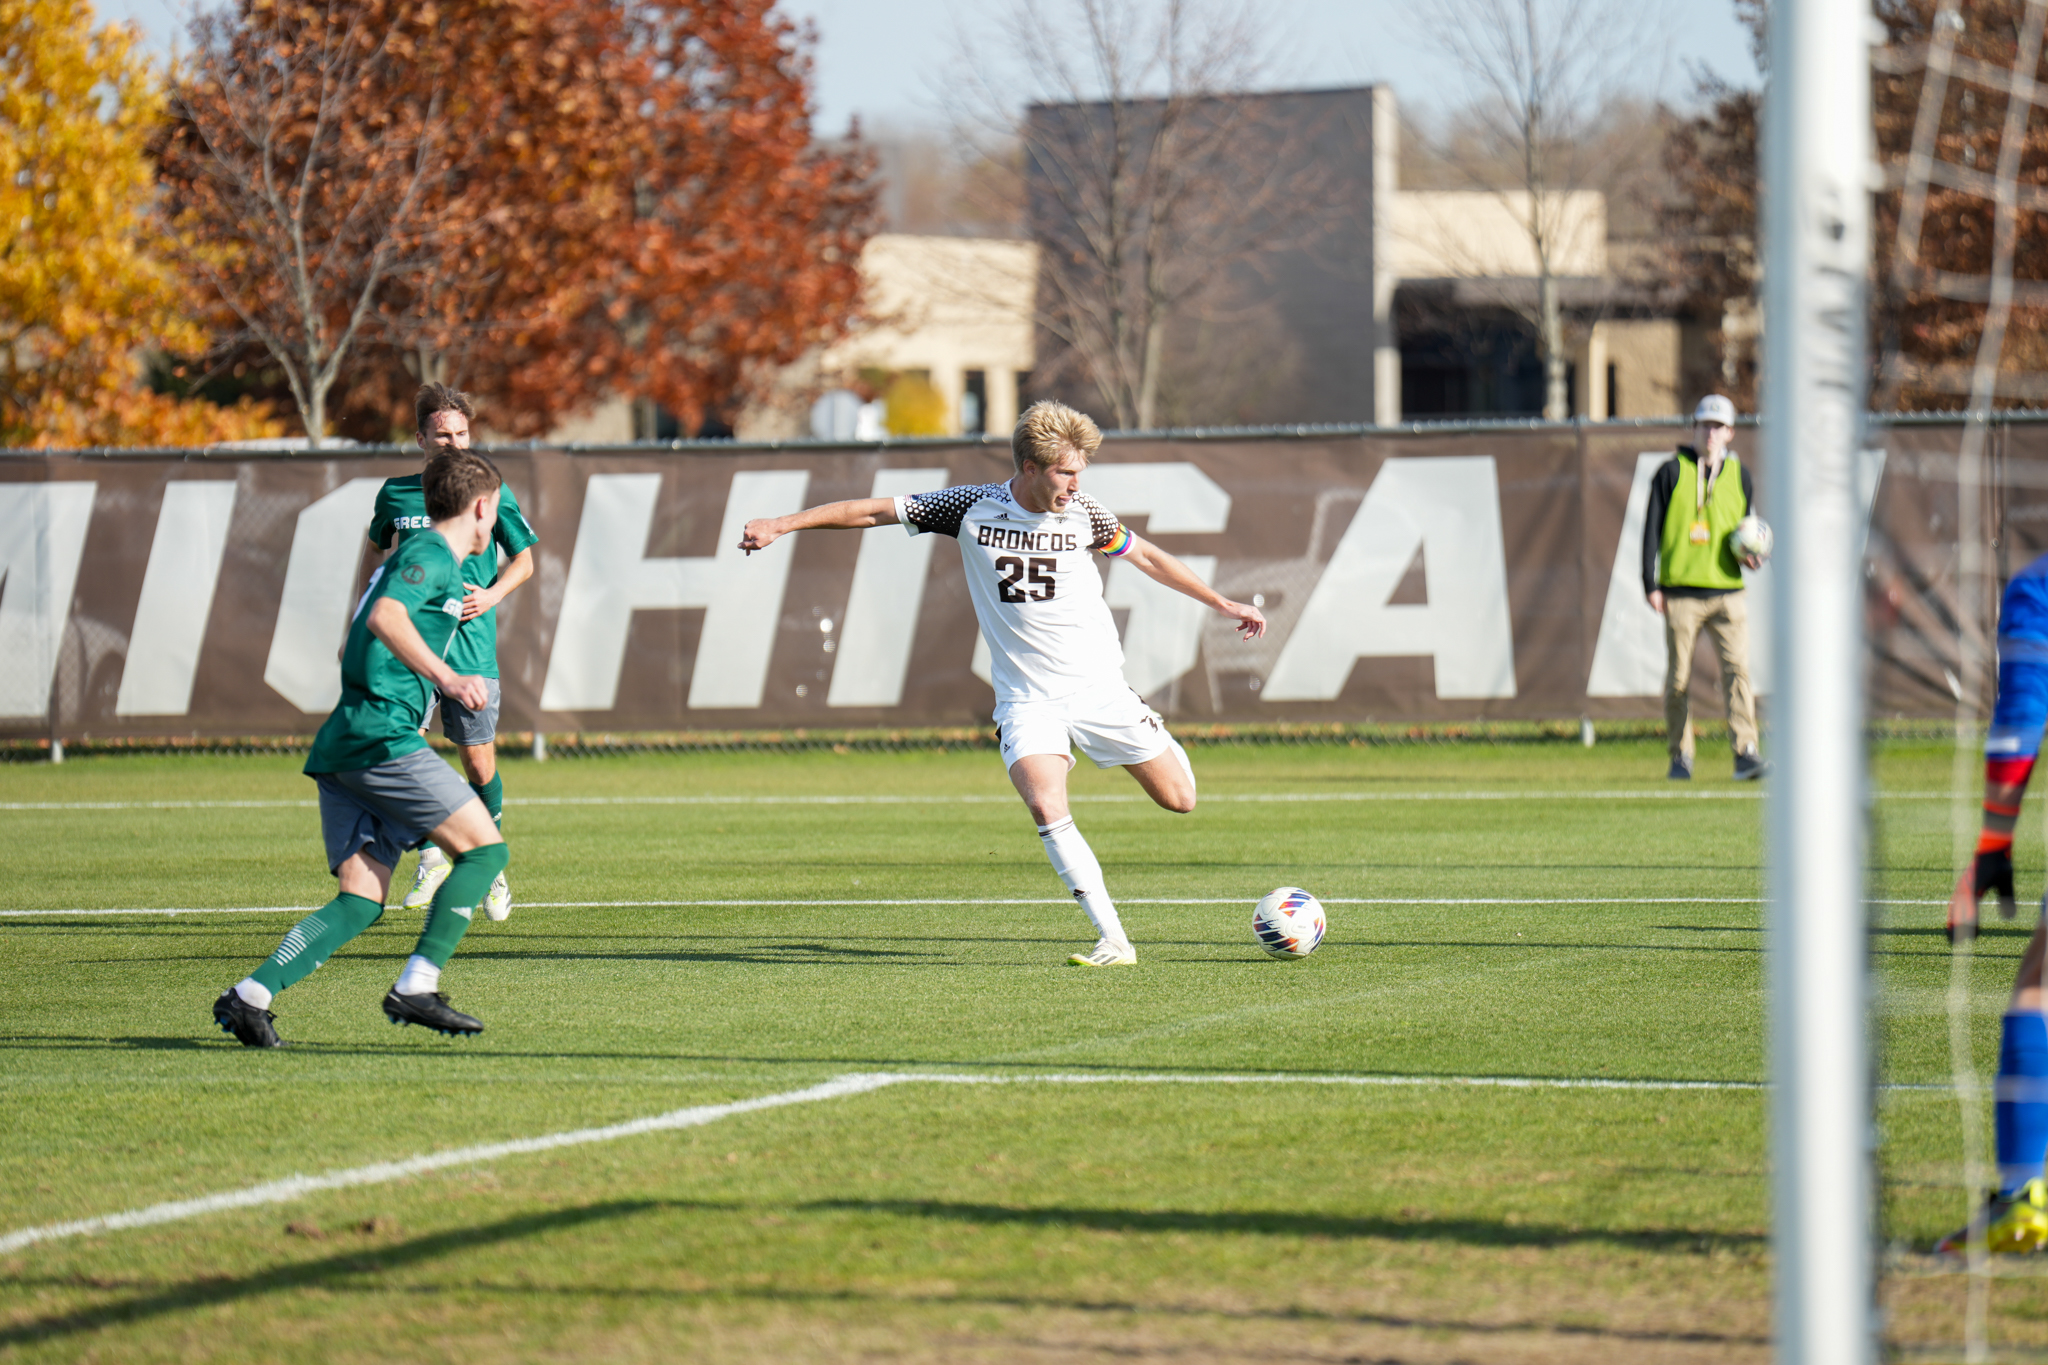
<box><xmin>1761</xmin><ymin>0</ymin><xmax>1875</xmax><ymax>1361</ymax></box>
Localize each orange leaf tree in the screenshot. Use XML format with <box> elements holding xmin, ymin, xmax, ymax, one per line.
<box><xmin>1874</xmin><ymin>0</ymin><xmax>2048</xmax><ymax>409</ymax></box>
<box><xmin>170</xmin><ymin>0</ymin><xmax>874</xmax><ymax>441</ymax></box>
<box><xmin>402</xmin><ymin>0</ymin><xmax>875</xmax><ymax>438</ymax></box>
<box><xmin>0</xmin><ymin>0</ymin><xmax>279</xmax><ymax>447</ymax></box>
<box><xmin>157</xmin><ymin>0</ymin><xmax>459</xmax><ymax>447</ymax></box>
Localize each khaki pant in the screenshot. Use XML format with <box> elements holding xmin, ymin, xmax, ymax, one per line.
<box><xmin>1663</xmin><ymin>590</ymin><xmax>1759</xmax><ymax>763</ymax></box>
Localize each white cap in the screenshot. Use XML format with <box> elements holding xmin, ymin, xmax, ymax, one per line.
<box><xmin>1693</xmin><ymin>394</ymin><xmax>1737</xmax><ymax>426</ymax></box>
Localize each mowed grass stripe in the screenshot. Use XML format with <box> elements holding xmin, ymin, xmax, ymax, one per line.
<box><xmin>0</xmin><ymin>1068</ymin><xmax>1787</xmax><ymax>1259</ymax></box>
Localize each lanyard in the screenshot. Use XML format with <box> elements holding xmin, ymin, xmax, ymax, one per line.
<box><xmin>1690</xmin><ymin>452</ymin><xmax>1719</xmax><ymax>544</ymax></box>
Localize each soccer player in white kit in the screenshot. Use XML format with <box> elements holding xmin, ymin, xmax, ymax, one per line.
<box><xmin>739</xmin><ymin>400</ymin><xmax>1266</xmax><ymax>965</ymax></box>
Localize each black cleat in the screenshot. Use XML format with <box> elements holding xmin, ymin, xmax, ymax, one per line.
<box><xmin>213</xmin><ymin>989</ymin><xmax>286</xmax><ymax>1048</ymax></box>
<box><xmin>1733</xmin><ymin>750</ymin><xmax>1770</xmax><ymax>781</ymax></box>
<box><xmin>381</xmin><ymin>988</ymin><xmax>483</xmax><ymax>1037</ymax></box>
<box><xmin>1667</xmin><ymin>757</ymin><xmax>1693</xmax><ymax>781</ymax></box>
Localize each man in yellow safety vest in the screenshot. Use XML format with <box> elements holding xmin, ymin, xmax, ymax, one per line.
<box><xmin>1641</xmin><ymin>394</ymin><xmax>1768</xmax><ymax>781</ymax></box>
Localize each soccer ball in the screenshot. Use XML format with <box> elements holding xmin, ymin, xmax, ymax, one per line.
<box><xmin>1732</xmin><ymin>515</ymin><xmax>1773</xmax><ymax>564</ymax></box>
<box><xmin>1252</xmin><ymin>887</ymin><xmax>1326</xmax><ymax>959</ymax></box>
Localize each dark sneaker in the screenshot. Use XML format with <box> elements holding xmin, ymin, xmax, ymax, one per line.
<box><xmin>381</xmin><ymin>988</ymin><xmax>483</xmax><ymax>1037</ymax></box>
<box><xmin>213</xmin><ymin>988</ymin><xmax>285</xmax><ymax>1048</ymax></box>
<box><xmin>1733</xmin><ymin>751</ymin><xmax>1769</xmax><ymax>781</ymax></box>
<box><xmin>1667</xmin><ymin>757</ymin><xmax>1693</xmax><ymax>781</ymax></box>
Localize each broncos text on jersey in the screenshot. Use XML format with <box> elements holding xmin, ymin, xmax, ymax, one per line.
<box><xmin>896</xmin><ymin>481</ymin><xmax>1135</xmax><ymax>703</ymax></box>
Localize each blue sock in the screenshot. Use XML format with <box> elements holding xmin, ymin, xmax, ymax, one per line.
<box><xmin>1998</xmin><ymin>1012</ymin><xmax>2048</xmax><ymax>1196</ymax></box>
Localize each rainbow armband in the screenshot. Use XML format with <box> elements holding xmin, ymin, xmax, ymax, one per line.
<box><xmin>1098</xmin><ymin>524</ymin><xmax>1133</xmax><ymax>557</ymax></box>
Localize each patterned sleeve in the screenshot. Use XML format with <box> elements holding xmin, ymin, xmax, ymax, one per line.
<box><xmin>1076</xmin><ymin>493</ymin><xmax>1133</xmax><ymax>555</ymax></box>
<box><xmin>894</xmin><ymin>484</ymin><xmax>985</xmax><ymax>539</ymax></box>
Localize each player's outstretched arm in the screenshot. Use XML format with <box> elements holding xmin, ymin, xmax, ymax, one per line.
<box><xmin>366</xmin><ymin>597</ymin><xmax>491</xmax><ymax>711</ymax></box>
<box><xmin>1120</xmin><ymin>533</ymin><xmax>1266</xmax><ymax>639</ymax></box>
<box><xmin>740</xmin><ymin>498</ymin><xmax>900</xmax><ymax>554</ymax></box>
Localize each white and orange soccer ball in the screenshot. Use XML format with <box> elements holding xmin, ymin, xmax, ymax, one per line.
<box><xmin>1252</xmin><ymin>887</ymin><xmax>1326</xmax><ymax>959</ymax></box>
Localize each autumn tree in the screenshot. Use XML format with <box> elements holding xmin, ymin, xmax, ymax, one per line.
<box><xmin>1666</xmin><ymin>1</ymin><xmax>2048</xmax><ymax>412</ymax></box>
<box><xmin>0</xmin><ymin>0</ymin><xmax>278</xmax><ymax>447</ymax></box>
<box><xmin>437</xmin><ymin>0</ymin><xmax>872</xmax><ymax>438</ymax></box>
<box><xmin>164</xmin><ymin>0</ymin><xmax>873</xmax><ymax>443</ymax></box>
<box><xmin>157</xmin><ymin>0</ymin><xmax>457</xmax><ymax>447</ymax></box>
<box><xmin>1873</xmin><ymin>0</ymin><xmax>2048</xmax><ymax>410</ymax></box>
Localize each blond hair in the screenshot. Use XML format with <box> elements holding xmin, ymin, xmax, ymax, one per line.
<box><xmin>1011</xmin><ymin>399</ymin><xmax>1102</xmax><ymax>472</ymax></box>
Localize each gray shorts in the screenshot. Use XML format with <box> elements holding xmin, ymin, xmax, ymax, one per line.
<box><xmin>315</xmin><ymin>746</ymin><xmax>477</xmax><ymax>874</ymax></box>
<box><xmin>424</xmin><ymin>677</ymin><xmax>501</xmax><ymax>747</ymax></box>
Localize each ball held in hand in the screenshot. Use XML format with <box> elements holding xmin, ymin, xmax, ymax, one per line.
<box><xmin>1732</xmin><ymin>515</ymin><xmax>1773</xmax><ymax>564</ymax></box>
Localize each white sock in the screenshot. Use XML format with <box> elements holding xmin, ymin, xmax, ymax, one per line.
<box><xmin>417</xmin><ymin>845</ymin><xmax>448</xmax><ymax>872</ymax></box>
<box><xmin>1037</xmin><ymin>817</ymin><xmax>1128</xmax><ymax>945</ymax></box>
<box><xmin>233</xmin><ymin>978</ymin><xmax>273</xmax><ymax>1009</ymax></box>
<box><xmin>393</xmin><ymin>955</ymin><xmax>441</xmax><ymax>996</ymax></box>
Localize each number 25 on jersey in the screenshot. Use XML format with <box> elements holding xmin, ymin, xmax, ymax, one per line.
<box><xmin>996</xmin><ymin>555</ymin><xmax>1057</xmax><ymax>603</ymax></box>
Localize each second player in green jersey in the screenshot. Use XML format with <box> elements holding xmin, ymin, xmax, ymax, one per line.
<box><xmin>368</xmin><ymin>384</ymin><xmax>537</xmax><ymax>922</ymax></box>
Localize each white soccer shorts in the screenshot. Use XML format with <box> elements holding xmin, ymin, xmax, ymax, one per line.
<box><xmin>995</xmin><ymin>679</ymin><xmax>1184</xmax><ymax>772</ymax></box>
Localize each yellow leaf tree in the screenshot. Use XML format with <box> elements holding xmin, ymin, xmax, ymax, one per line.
<box><xmin>0</xmin><ymin>0</ymin><xmax>277</xmax><ymax>447</ymax></box>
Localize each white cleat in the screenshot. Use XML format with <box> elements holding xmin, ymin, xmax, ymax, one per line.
<box><xmin>402</xmin><ymin>847</ymin><xmax>451</xmax><ymax>910</ymax></box>
<box><xmin>483</xmin><ymin>872</ymin><xmax>512</xmax><ymax>922</ymax></box>
<box><xmin>1068</xmin><ymin>938</ymin><xmax>1137</xmax><ymax>967</ymax></box>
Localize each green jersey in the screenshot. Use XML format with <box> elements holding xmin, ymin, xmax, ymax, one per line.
<box><xmin>305</xmin><ymin>531</ymin><xmax>466</xmax><ymax>774</ymax></box>
<box><xmin>368</xmin><ymin>473</ymin><xmax>537</xmax><ymax>678</ymax></box>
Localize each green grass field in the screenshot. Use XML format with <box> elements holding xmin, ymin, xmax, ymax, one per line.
<box><xmin>0</xmin><ymin>737</ymin><xmax>2038</xmax><ymax>1362</ymax></box>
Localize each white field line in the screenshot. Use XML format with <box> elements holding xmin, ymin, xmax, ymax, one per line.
<box><xmin>0</xmin><ymin>1073</ymin><xmax>892</xmax><ymax>1256</ymax></box>
<box><xmin>0</xmin><ymin>789</ymin><xmax>1969</xmax><ymax>813</ymax></box>
<box><xmin>0</xmin><ymin>896</ymin><xmax>1952</xmax><ymax>918</ymax></box>
<box><xmin>0</xmin><ymin>1067</ymin><xmax>1782</xmax><ymax>1258</ymax></box>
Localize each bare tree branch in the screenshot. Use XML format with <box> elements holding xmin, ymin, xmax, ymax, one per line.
<box><xmin>1403</xmin><ymin>0</ymin><xmax>1671</xmax><ymax>419</ymax></box>
<box><xmin>944</xmin><ymin>0</ymin><xmax>1348</xmax><ymax>429</ymax></box>
<box><xmin>158</xmin><ymin>0</ymin><xmax>461</xmax><ymax>446</ymax></box>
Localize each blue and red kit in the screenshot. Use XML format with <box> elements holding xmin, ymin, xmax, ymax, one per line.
<box><xmin>1986</xmin><ymin>555</ymin><xmax>2048</xmax><ymax>1197</ymax></box>
<box><xmin>1986</xmin><ymin>555</ymin><xmax>2048</xmax><ymax>848</ymax></box>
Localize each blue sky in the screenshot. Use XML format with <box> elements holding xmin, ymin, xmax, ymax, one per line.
<box><xmin>98</xmin><ymin>0</ymin><xmax>1761</xmax><ymax>134</ymax></box>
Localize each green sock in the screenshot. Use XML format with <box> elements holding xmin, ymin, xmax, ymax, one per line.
<box><xmin>250</xmin><ymin>893</ymin><xmax>385</xmax><ymax>994</ymax></box>
<box><xmin>413</xmin><ymin>842</ymin><xmax>509</xmax><ymax>967</ymax></box>
<box><xmin>472</xmin><ymin>774</ymin><xmax>503</xmax><ymax>826</ymax></box>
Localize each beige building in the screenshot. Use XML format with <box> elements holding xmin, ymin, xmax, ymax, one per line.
<box><xmin>543</xmin><ymin>233</ymin><xmax>1039</xmax><ymax>444</ymax></box>
<box><xmin>544</xmin><ymin>84</ymin><xmax>1692</xmax><ymax>442</ymax></box>
<box><xmin>806</xmin><ymin>234</ymin><xmax>1039</xmax><ymax>438</ymax></box>
<box><xmin>1384</xmin><ymin>187</ymin><xmax>1685</xmax><ymax>420</ymax></box>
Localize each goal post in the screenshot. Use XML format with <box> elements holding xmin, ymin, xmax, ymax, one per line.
<box><xmin>1760</xmin><ymin>0</ymin><xmax>1875</xmax><ymax>1361</ymax></box>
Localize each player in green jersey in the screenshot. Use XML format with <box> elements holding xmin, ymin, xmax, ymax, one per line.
<box><xmin>212</xmin><ymin>451</ymin><xmax>511</xmax><ymax>1047</ymax></box>
<box><xmin>368</xmin><ymin>384</ymin><xmax>537</xmax><ymax>922</ymax></box>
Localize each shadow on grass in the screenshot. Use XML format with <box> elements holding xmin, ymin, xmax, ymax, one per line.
<box><xmin>703</xmin><ymin>1284</ymin><xmax>1772</xmax><ymax>1349</ymax></box>
<box><xmin>0</xmin><ymin>1197</ymin><xmax>1768</xmax><ymax>1350</ymax></box>
<box><xmin>0</xmin><ymin>1200</ymin><xmax>656</xmax><ymax>1348</ymax></box>
<box><xmin>796</xmin><ymin>1197</ymin><xmax>1767</xmax><ymax>1254</ymax></box>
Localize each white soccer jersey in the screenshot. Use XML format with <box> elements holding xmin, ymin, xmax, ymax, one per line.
<box><xmin>896</xmin><ymin>482</ymin><xmax>1136</xmax><ymax>703</ymax></box>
